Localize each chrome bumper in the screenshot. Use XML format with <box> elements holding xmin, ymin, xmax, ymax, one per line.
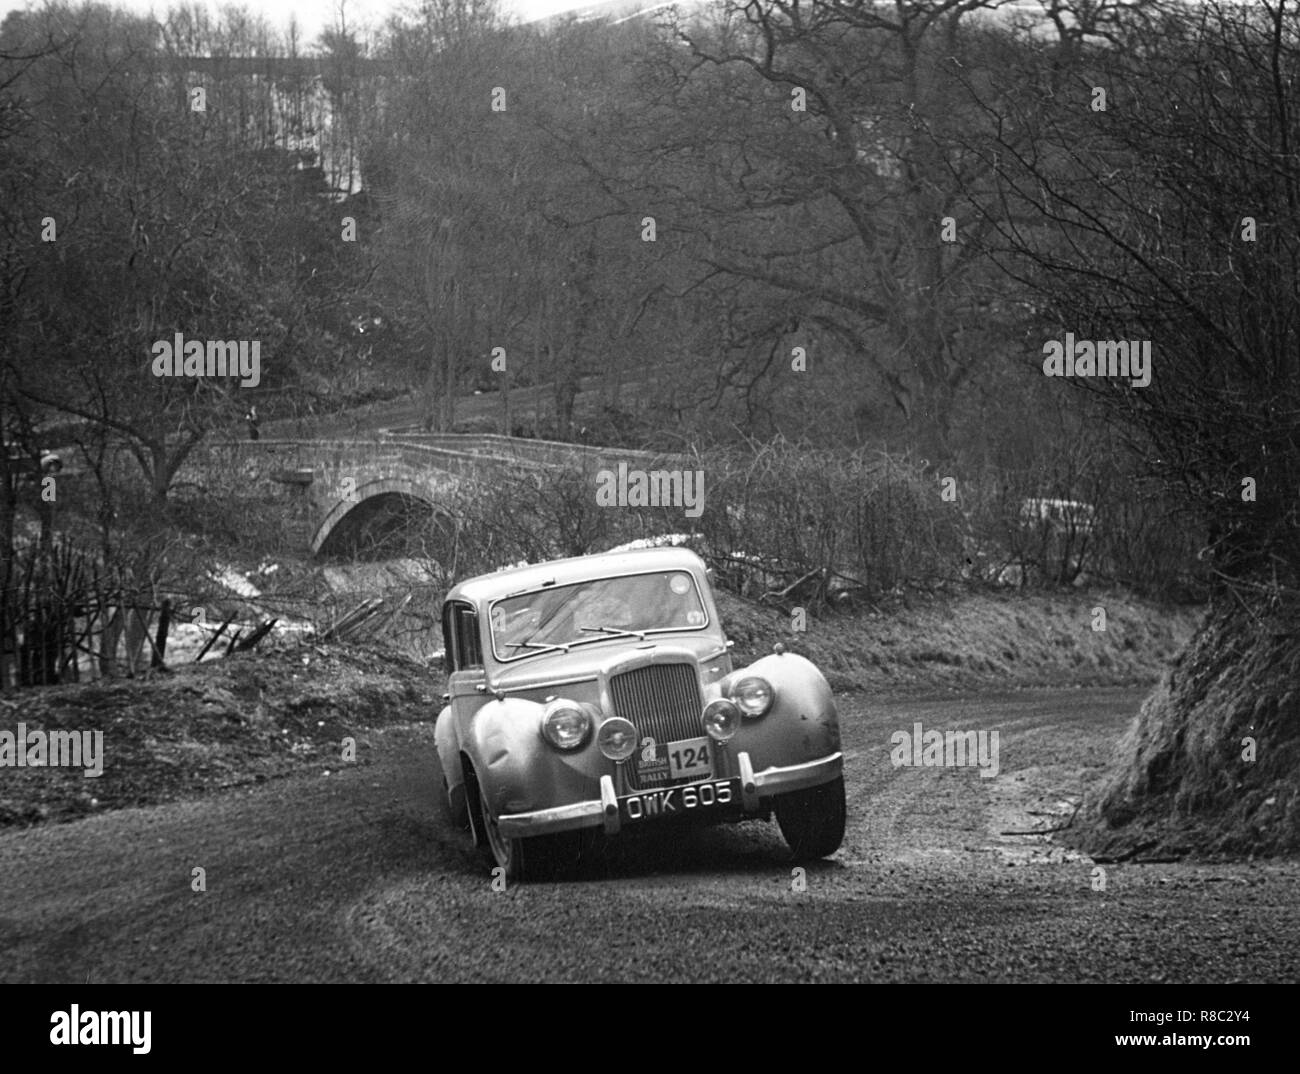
<box><xmin>495</xmin><ymin>751</ymin><xmax>843</xmax><ymax>838</ymax></box>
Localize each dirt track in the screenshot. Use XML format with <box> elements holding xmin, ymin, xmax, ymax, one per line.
<box><xmin>2</xmin><ymin>686</ymin><xmax>1296</xmax><ymax>983</ymax></box>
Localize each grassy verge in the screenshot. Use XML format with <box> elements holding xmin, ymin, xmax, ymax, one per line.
<box><xmin>0</xmin><ymin>641</ymin><xmax>438</xmax><ymax>829</ymax></box>
<box><xmin>720</xmin><ymin>588</ymin><xmax>1200</xmax><ymax>694</ymax></box>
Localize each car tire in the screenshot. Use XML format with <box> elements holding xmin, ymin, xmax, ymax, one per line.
<box><xmin>775</xmin><ymin>776</ymin><xmax>846</xmax><ymax>861</ymax></box>
<box><xmin>478</xmin><ymin>783</ymin><xmax>525</xmax><ymax>884</ymax></box>
<box><xmin>442</xmin><ymin>774</ymin><xmax>470</xmax><ymax>830</ymax></box>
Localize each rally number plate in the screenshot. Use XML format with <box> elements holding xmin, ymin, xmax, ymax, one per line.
<box><xmin>635</xmin><ymin>735</ymin><xmax>714</xmax><ymax>784</ymax></box>
<box><xmin>667</xmin><ymin>736</ymin><xmax>713</xmax><ymax>781</ymax></box>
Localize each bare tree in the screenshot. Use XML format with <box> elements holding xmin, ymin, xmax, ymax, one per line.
<box><xmin>648</xmin><ymin>1</ymin><xmax>1046</xmax><ymax>455</ymax></box>
<box><xmin>958</xmin><ymin>0</ymin><xmax>1300</xmax><ymax>855</ymax></box>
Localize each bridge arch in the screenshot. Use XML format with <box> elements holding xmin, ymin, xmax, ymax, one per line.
<box><xmin>311</xmin><ymin>475</ymin><xmax>459</xmax><ymax>559</ymax></box>
<box><xmin>199</xmin><ymin>434</ymin><xmax>680</xmax><ymax>557</ymax></box>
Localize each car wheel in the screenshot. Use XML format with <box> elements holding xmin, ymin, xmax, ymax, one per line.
<box><xmin>478</xmin><ymin>787</ymin><xmax>525</xmax><ymax>884</ymax></box>
<box><xmin>775</xmin><ymin>776</ymin><xmax>846</xmax><ymax>861</ymax></box>
<box><xmin>441</xmin><ymin>774</ymin><xmax>469</xmax><ymax>830</ymax></box>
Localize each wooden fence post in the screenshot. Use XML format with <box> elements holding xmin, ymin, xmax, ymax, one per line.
<box><xmin>151</xmin><ymin>599</ymin><xmax>171</xmax><ymax>669</ymax></box>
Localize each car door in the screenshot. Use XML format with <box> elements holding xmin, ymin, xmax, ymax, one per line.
<box><xmin>444</xmin><ymin>600</ymin><xmax>487</xmax><ymax>726</ymax></box>
<box><xmin>438</xmin><ymin>600</ymin><xmax>488</xmax><ymax>823</ymax></box>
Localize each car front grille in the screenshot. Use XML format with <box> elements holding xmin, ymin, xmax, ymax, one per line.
<box><xmin>609</xmin><ymin>663</ymin><xmax>704</xmax><ymax>790</ymax></box>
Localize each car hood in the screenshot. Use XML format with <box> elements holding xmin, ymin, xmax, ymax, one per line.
<box><xmin>487</xmin><ymin>633</ymin><xmax>729</xmax><ymax>694</ymax></box>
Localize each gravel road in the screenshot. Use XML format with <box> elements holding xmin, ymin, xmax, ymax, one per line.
<box><xmin>2</xmin><ymin>686</ymin><xmax>1296</xmax><ymax>982</ymax></box>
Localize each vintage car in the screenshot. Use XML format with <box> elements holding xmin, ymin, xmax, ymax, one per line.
<box><xmin>434</xmin><ymin>546</ymin><xmax>845</xmax><ymax>881</ymax></box>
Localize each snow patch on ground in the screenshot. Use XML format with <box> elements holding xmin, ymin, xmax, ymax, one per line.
<box><xmin>210</xmin><ymin>564</ymin><xmax>261</xmax><ymax>599</ymax></box>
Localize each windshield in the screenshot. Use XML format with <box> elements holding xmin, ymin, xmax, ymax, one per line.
<box><xmin>489</xmin><ymin>570</ymin><xmax>708</xmax><ymax>661</ymax></box>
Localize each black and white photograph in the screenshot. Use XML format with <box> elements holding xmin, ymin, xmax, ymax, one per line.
<box><xmin>0</xmin><ymin>0</ymin><xmax>1295</xmax><ymax>1019</ymax></box>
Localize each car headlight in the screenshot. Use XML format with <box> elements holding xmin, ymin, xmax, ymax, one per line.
<box><xmin>597</xmin><ymin>717</ymin><xmax>638</xmax><ymax>761</ymax></box>
<box><xmin>701</xmin><ymin>698</ymin><xmax>741</xmax><ymax>741</ymax></box>
<box><xmin>540</xmin><ymin>699</ymin><xmax>592</xmax><ymax>751</ymax></box>
<box><xmin>731</xmin><ymin>676</ymin><xmax>774</xmax><ymax>717</ymax></box>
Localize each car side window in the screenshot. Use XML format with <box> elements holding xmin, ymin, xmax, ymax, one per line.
<box><xmin>452</xmin><ymin>603</ymin><xmax>482</xmax><ymax>670</ymax></box>
<box><xmin>440</xmin><ymin>603</ymin><xmax>457</xmax><ymax>671</ymax></box>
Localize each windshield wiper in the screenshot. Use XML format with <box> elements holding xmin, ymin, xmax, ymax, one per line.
<box><xmin>502</xmin><ymin>639</ymin><xmax>571</xmax><ymax>654</ymax></box>
<box><xmin>577</xmin><ymin>624</ymin><xmax>646</xmax><ymax>641</ymax></box>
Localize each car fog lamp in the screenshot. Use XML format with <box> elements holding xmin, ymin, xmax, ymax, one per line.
<box><xmin>702</xmin><ymin>698</ymin><xmax>741</xmax><ymax>741</ymax></box>
<box><xmin>597</xmin><ymin>717</ymin><xmax>638</xmax><ymax>761</ymax></box>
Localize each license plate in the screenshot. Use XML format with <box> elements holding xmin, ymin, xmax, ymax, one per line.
<box><xmin>620</xmin><ymin>778</ymin><xmax>738</xmax><ymax>823</ymax></box>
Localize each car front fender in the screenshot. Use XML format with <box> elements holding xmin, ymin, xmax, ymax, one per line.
<box><xmin>434</xmin><ymin>705</ymin><xmax>469</xmax><ymax>822</ymax></box>
<box><xmin>726</xmin><ymin>652</ymin><xmax>842</xmax><ymax>776</ymax></box>
<box><xmin>464</xmin><ymin>697</ymin><xmax>599</xmax><ymax>819</ymax></box>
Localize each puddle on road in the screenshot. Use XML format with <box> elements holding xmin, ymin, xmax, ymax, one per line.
<box><xmin>983</xmin><ymin>774</ymin><xmax>1093</xmax><ymax>866</ymax></box>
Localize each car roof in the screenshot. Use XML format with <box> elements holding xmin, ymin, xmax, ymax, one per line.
<box><xmin>445</xmin><ymin>547</ymin><xmax>709</xmax><ymax>606</ymax></box>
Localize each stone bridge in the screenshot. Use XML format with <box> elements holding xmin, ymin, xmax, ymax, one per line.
<box><xmin>197</xmin><ymin>433</ymin><xmax>674</xmax><ymax>558</ymax></box>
